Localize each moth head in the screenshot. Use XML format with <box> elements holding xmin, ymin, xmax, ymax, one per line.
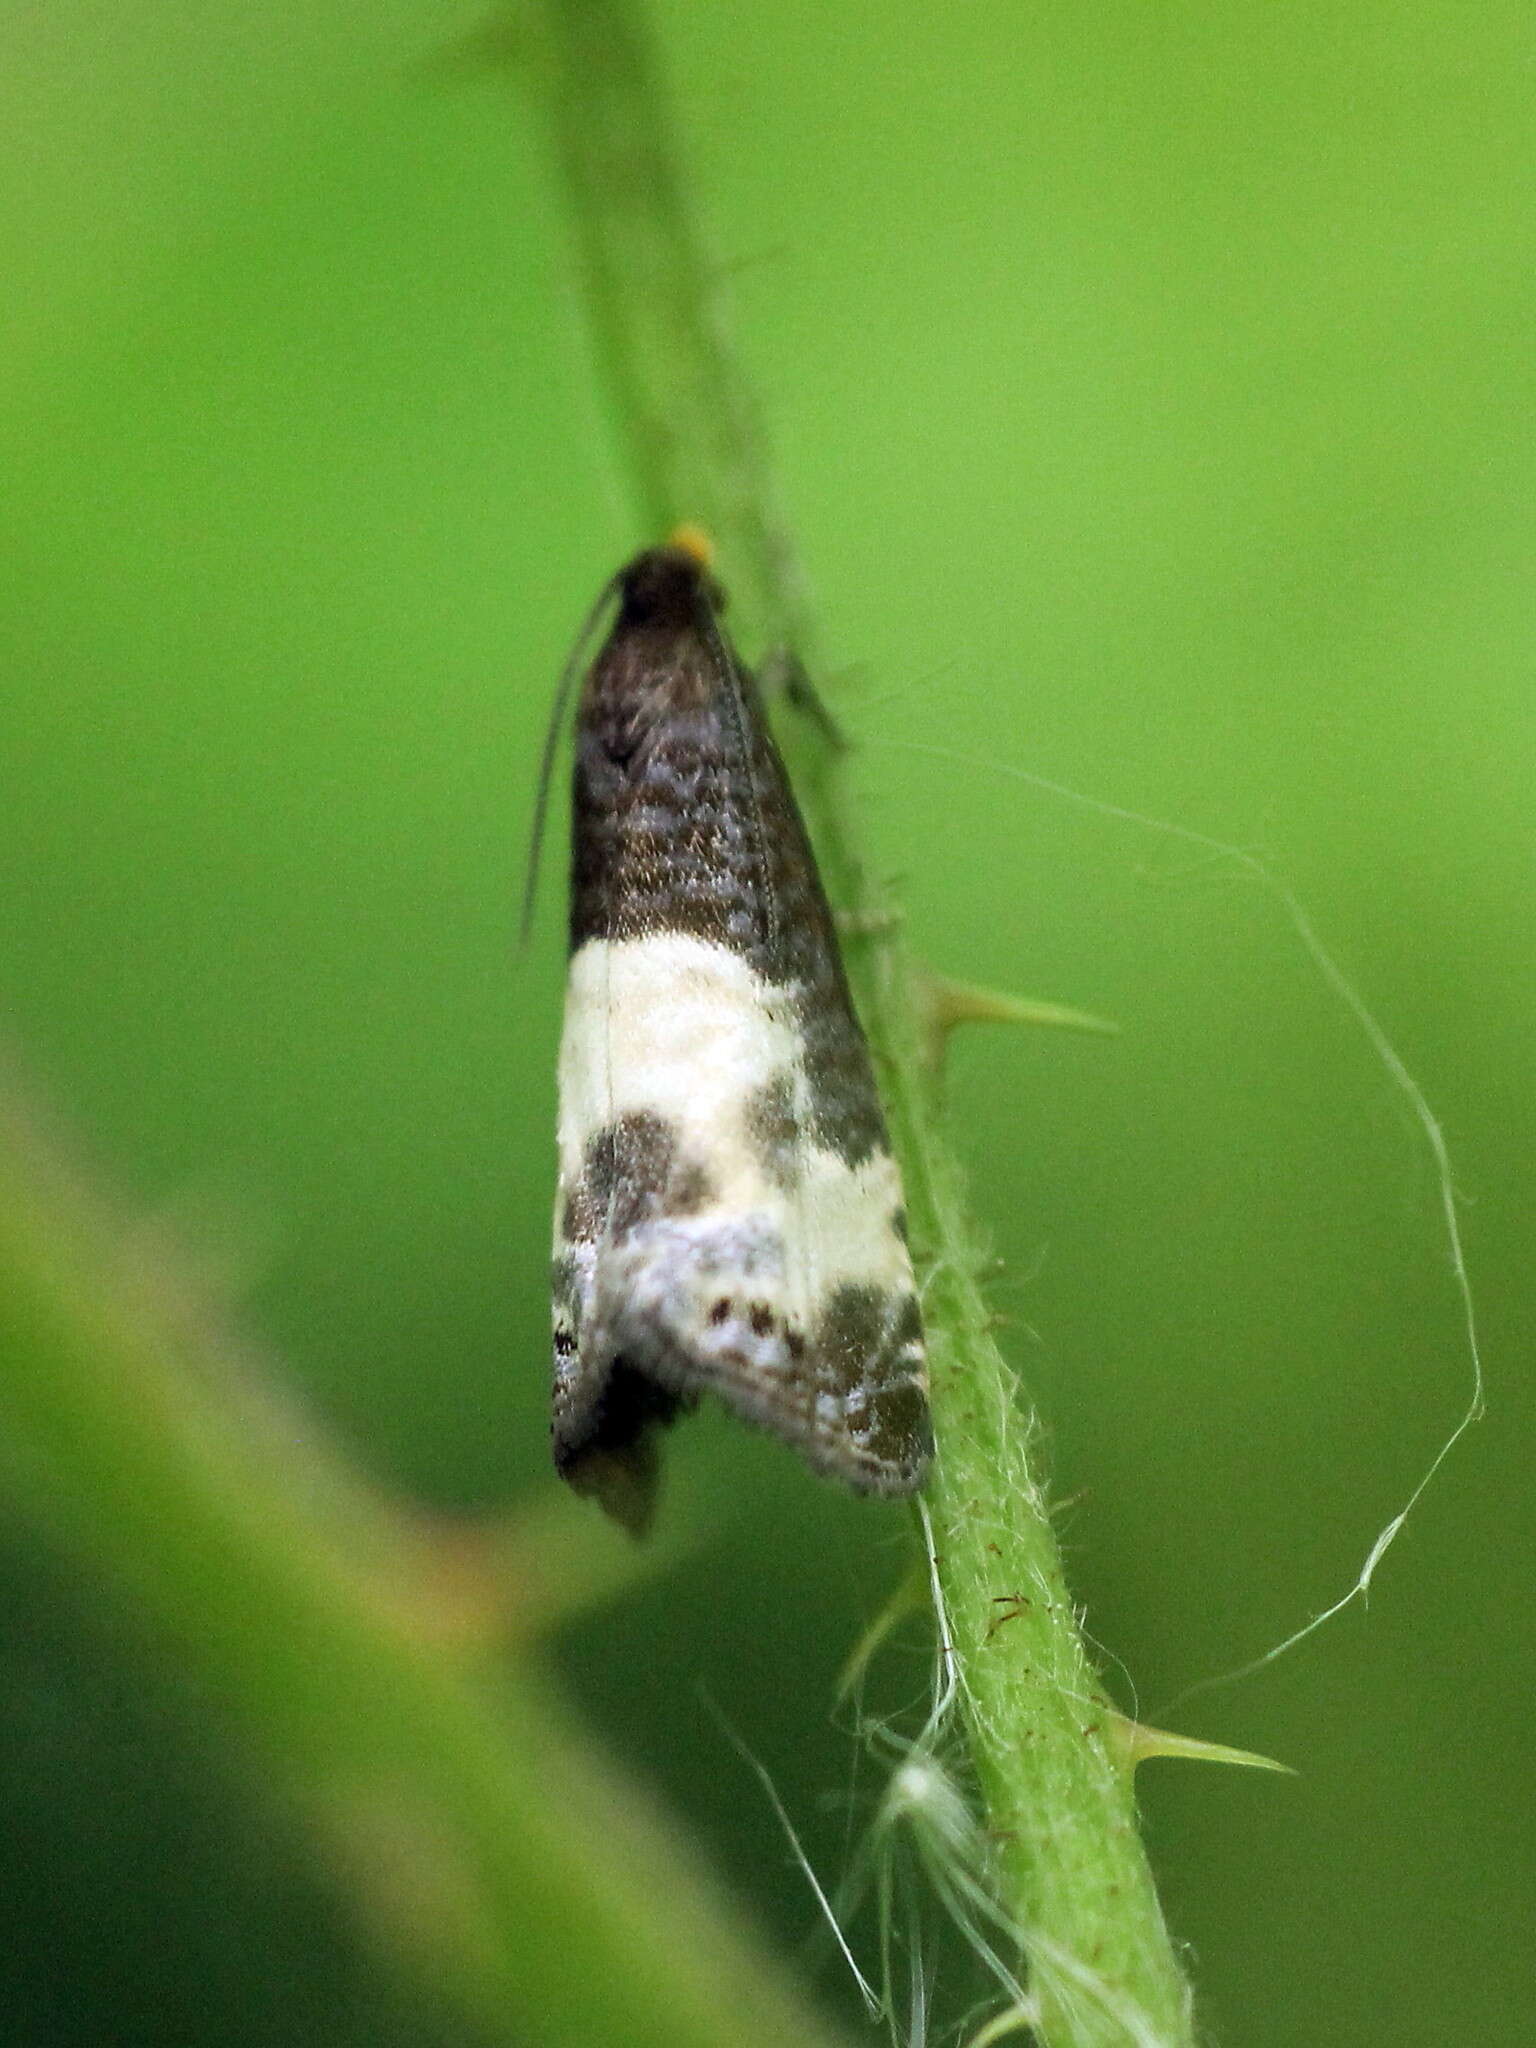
<box><xmin>617</xmin><ymin>527</ymin><xmax>727</xmax><ymax>630</ymax></box>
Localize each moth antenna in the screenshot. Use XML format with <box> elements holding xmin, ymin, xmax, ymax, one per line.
<box><xmin>519</xmin><ymin>571</ymin><xmax>623</xmax><ymax>949</ymax></box>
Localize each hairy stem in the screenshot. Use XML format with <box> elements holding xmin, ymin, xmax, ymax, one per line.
<box><xmin>532</xmin><ymin>4</ymin><xmax>1197</xmax><ymax>2041</ymax></box>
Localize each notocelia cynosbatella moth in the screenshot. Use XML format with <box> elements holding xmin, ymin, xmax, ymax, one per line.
<box><xmin>548</xmin><ymin>531</ymin><xmax>932</xmax><ymax>1533</ymax></box>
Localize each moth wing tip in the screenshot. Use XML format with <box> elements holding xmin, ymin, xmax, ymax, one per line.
<box><xmin>557</xmin><ymin>1437</ymin><xmax>661</xmax><ymax>1540</ymax></box>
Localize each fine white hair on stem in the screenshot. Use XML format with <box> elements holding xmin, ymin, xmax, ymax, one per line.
<box><xmin>847</xmin><ymin>1729</ymin><xmax>1031</xmax><ymax>2036</ymax></box>
<box><xmin>916</xmin><ymin>1496</ymin><xmax>960</xmax><ymax>1736</ymax></box>
<box><xmin>876</xmin><ymin>733</ymin><xmax>1485</xmax><ymax>1698</ymax></box>
<box><xmin>726</xmin><ymin>1497</ymin><xmax>1167</xmax><ymax>2045</ymax></box>
<box><xmin>701</xmin><ymin>1693</ymin><xmax>883</xmax><ymax>2019</ymax></box>
<box><xmin>719</xmin><ymin>1533</ymin><xmax>1044</xmax><ymax>2046</ymax></box>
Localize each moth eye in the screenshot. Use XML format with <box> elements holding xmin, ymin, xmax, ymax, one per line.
<box><xmin>749</xmin><ymin>1302</ymin><xmax>774</xmax><ymax>1338</ymax></box>
<box><xmin>709</xmin><ymin>1297</ymin><xmax>733</xmax><ymax>1326</ymax></box>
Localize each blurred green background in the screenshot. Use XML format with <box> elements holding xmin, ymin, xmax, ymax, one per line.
<box><xmin>2</xmin><ymin>3</ymin><xmax>1532</xmax><ymax>2043</ymax></box>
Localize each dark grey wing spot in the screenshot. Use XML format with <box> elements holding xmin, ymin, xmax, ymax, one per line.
<box><xmin>563</xmin><ymin>1111</ymin><xmax>714</xmax><ymax>1244</ymax></box>
<box><xmin>859</xmin><ymin>1375</ymin><xmax>932</xmax><ymax>1473</ymax></box>
<box><xmin>602</xmin><ymin>1115</ymin><xmax>666</xmax><ymax>1235</ymax></box>
<box><xmin>810</xmin><ymin>1281</ymin><xmax>931</xmax><ymax>1489</ymax></box>
<box><xmin>744</xmin><ymin>1072</ymin><xmax>802</xmax><ymax>1193</ymax></box>
<box><xmin>813</xmin><ymin>1282</ymin><xmax>888</xmax><ymax>1396</ymax></box>
<box><xmin>797</xmin><ymin>1011</ymin><xmax>889</xmax><ymax>1166</ymax></box>
<box><xmin>559</xmin><ymin>1127</ymin><xmax>619</xmax><ymax>1242</ymax></box>
<box><xmin>891</xmin><ymin>1292</ymin><xmax>923</xmax><ymax>1350</ymax></box>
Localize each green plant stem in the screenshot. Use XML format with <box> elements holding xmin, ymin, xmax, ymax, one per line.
<box><xmin>531</xmin><ymin>5</ymin><xmax>1197</xmax><ymax>2041</ymax></box>
<box><xmin>0</xmin><ymin>1076</ymin><xmax>853</xmax><ymax>2048</ymax></box>
<box><xmin>531</xmin><ymin>0</ymin><xmax>810</xmax><ymax>659</ymax></box>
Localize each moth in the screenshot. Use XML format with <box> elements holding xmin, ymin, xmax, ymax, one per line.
<box><xmin>543</xmin><ymin>531</ymin><xmax>932</xmax><ymax>1533</ymax></box>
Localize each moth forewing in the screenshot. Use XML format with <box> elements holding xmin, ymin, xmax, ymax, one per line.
<box><xmin>548</xmin><ymin>536</ymin><xmax>931</xmax><ymax>1532</ymax></box>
